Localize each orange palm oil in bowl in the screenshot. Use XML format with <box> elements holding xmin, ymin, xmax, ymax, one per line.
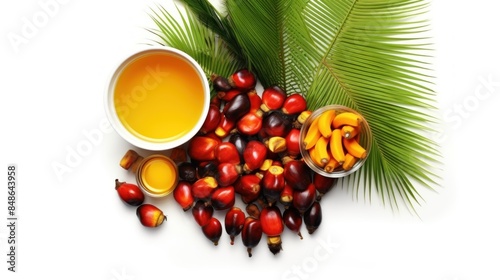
<box><xmin>106</xmin><ymin>47</ymin><xmax>210</xmax><ymax>150</ymax></box>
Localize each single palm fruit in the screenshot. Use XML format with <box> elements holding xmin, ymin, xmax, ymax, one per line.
<box><xmin>202</xmin><ymin>217</ymin><xmax>223</xmax><ymax>246</ymax></box>
<box><xmin>282</xmin><ymin>93</ymin><xmax>307</xmax><ymax>115</ymax></box>
<box><xmin>228</xmin><ymin>69</ymin><xmax>256</xmax><ymax>90</ymax></box>
<box><xmin>136</xmin><ymin>204</ymin><xmax>166</xmax><ymax>228</ymax></box>
<box><xmin>242</xmin><ymin>217</ymin><xmax>263</xmax><ymax>257</ymax></box>
<box><xmin>304</xmin><ymin>201</ymin><xmax>322</xmax><ymax>234</ymax></box>
<box><xmin>210</xmin><ymin>186</ymin><xmax>236</xmax><ymax>211</ymax></box>
<box><xmin>173</xmin><ymin>181</ymin><xmax>194</xmax><ymax>211</ymax></box>
<box><xmin>224</xmin><ymin>207</ymin><xmax>246</xmax><ymax>245</ymax></box>
<box><xmin>293</xmin><ymin>183</ymin><xmax>317</xmax><ymax>215</ymax></box>
<box><xmin>115</xmin><ymin>179</ymin><xmax>144</xmax><ymax>206</ymax></box>
<box><xmin>283</xmin><ymin>207</ymin><xmax>303</xmax><ymax>239</ymax></box>
<box><xmin>260</xmin><ymin>205</ymin><xmax>284</xmax><ymax>255</ymax></box>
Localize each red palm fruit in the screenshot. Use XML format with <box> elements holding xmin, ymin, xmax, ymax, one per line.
<box><xmin>218</xmin><ymin>88</ymin><xmax>242</xmax><ymax>101</ymax></box>
<box><xmin>173</xmin><ymin>181</ymin><xmax>194</xmax><ymax>211</ymax></box>
<box><xmin>215</xmin><ymin>142</ymin><xmax>241</xmax><ymax>164</ymax></box>
<box><xmin>228</xmin><ymin>133</ymin><xmax>247</xmax><ymax>163</ymax></box>
<box><xmin>177</xmin><ymin>161</ymin><xmax>198</xmax><ymax>183</ymax></box>
<box><xmin>283</xmin><ymin>207</ymin><xmax>303</xmax><ymax>239</ymax></box>
<box><xmin>196</xmin><ymin>161</ymin><xmax>218</xmax><ymax>179</ymax></box>
<box><xmin>136</xmin><ymin>204</ymin><xmax>166</xmax><ymax>228</ymax></box>
<box><xmin>261</xmin><ymin>165</ymin><xmax>286</xmax><ymax>206</ymax></box>
<box><xmin>303</xmin><ymin>201</ymin><xmax>322</xmax><ymax>234</ymax></box>
<box><xmin>211</xmin><ymin>74</ymin><xmax>232</xmax><ymax>92</ymax></box>
<box><xmin>264</xmin><ymin>136</ymin><xmax>287</xmax><ymax>154</ymax></box>
<box><xmin>202</xmin><ymin>217</ymin><xmax>223</xmax><ymax>246</ymax></box>
<box><xmin>210</xmin><ymin>186</ymin><xmax>235</xmax><ymax>211</ymax></box>
<box><xmin>247</xmin><ymin>89</ymin><xmax>263</xmax><ymax>113</ymax></box>
<box><xmin>192</xmin><ymin>176</ymin><xmax>218</xmax><ymax>200</ymax></box>
<box><xmin>243</xmin><ymin>140</ymin><xmax>268</xmax><ymax>173</ymax></box>
<box><xmin>285</xmin><ymin>128</ymin><xmax>301</xmax><ymax>158</ymax></box>
<box><xmin>192</xmin><ymin>200</ymin><xmax>214</xmax><ymax>227</ymax></box>
<box><xmin>262</xmin><ymin>111</ymin><xmax>292</xmax><ymax>137</ymax></box>
<box><xmin>260</xmin><ymin>85</ymin><xmax>286</xmax><ymax>112</ymax></box>
<box><xmin>283</xmin><ymin>159</ymin><xmax>312</xmax><ymax>191</ymax></box>
<box><xmin>223</xmin><ymin>92</ymin><xmax>251</xmax><ymax>122</ymax></box>
<box><xmin>237</xmin><ymin>111</ymin><xmax>263</xmax><ymax>136</ymax></box>
<box><xmin>293</xmin><ymin>183</ymin><xmax>317</xmax><ymax>214</ymax></box>
<box><xmin>279</xmin><ymin>181</ymin><xmax>294</xmax><ymax>208</ymax></box>
<box><xmin>224</xmin><ymin>207</ymin><xmax>246</xmax><ymax>245</ymax></box>
<box><xmin>200</xmin><ymin>104</ymin><xmax>221</xmax><ymax>134</ymax></box>
<box><xmin>115</xmin><ymin>179</ymin><xmax>144</xmax><ymax>206</ymax></box>
<box><xmin>242</xmin><ymin>217</ymin><xmax>263</xmax><ymax>257</ymax></box>
<box><xmin>234</xmin><ymin>174</ymin><xmax>261</xmax><ymax>196</ymax></box>
<box><xmin>210</xmin><ymin>95</ymin><xmax>222</xmax><ymax>108</ymax></box>
<box><xmin>215</xmin><ymin>114</ymin><xmax>236</xmax><ymax>138</ymax></box>
<box><xmin>260</xmin><ymin>205</ymin><xmax>284</xmax><ymax>255</ymax></box>
<box><xmin>228</xmin><ymin>69</ymin><xmax>256</xmax><ymax>90</ymax></box>
<box><xmin>217</xmin><ymin>162</ymin><xmax>242</xmax><ymax>187</ymax></box>
<box><xmin>313</xmin><ymin>172</ymin><xmax>337</xmax><ymax>200</ymax></box>
<box><xmin>282</xmin><ymin>93</ymin><xmax>307</xmax><ymax>115</ymax></box>
<box><xmin>187</xmin><ymin>136</ymin><xmax>219</xmax><ymax>162</ymax></box>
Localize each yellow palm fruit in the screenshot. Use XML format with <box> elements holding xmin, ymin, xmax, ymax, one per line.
<box><xmin>303</xmin><ymin>117</ymin><xmax>321</xmax><ymax>150</ymax></box>
<box><xmin>341</xmin><ymin>125</ymin><xmax>359</xmax><ymax>139</ymax></box>
<box><xmin>324</xmin><ymin>149</ymin><xmax>340</xmax><ymax>172</ymax></box>
<box><xmin>312</xmin><ymin>136</ymin><xmax>330</xmax><ymax>166</ymax></box>
<box><xmin>329</xmin><ymin>129</ymin><xmax>345</xmax><ymax>164</ymax></box>
<box><xmin>342</xmin><ymin>153</ymin><xmax>357</xmax><ymax>170</ymax></box>
<box><xmin>343</xmin><ymin>137</ymin><xmax>367</xmax><ymax>159</ymax></box>
<box><xmin>333</xmin><ymin>112</ymin><xmax>360</xmax><ymax>128</ymax></box>
<box><xmin>309</xmin><ymin>145</ymin><xmax>325</xmax><ymax>168</ymax></box>
<box><xmin>317</xmin><ymin>109</ymin><xmax>336</xmax><ymax>138</ymax></box>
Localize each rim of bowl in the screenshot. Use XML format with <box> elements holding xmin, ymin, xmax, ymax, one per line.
<box><xmin>104</xmin><ymin>46</ymin><xmax>210</xmax><ymax>151</ymax></box>
<box><xmin>299</xmin><ymin>105</ymin><xmax>372</xmax><ymax>178</ymax></box>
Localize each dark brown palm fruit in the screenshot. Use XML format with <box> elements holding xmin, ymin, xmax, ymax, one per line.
<box><xmin>262</xmin><ymin>110</ymin><xmax>292</xmax><ymax>138</ymax></box>
<box><xmin>283</xmin><ymin>207</ymin><xmax>303</xmax><ymax>239</ymax></box>
<box><xmin>283</xmin><ymin>159</ymin><xmax>312</xmax><ymax>191</ymax></box>
<box><xmin>177</xmin><ymin>161</ymin><xmax>197</xmax><ymax>183</ymax></box>
<box><xmin>292</xmin><ymin>183</ymin><xmax>317</xmax><ymax>214</ymax></box>
<box><xmin>223</xmin><ymin>92</ymin><xmax>251</xmax><ymax>122</ymax></box>
<box><xmin>303</xmin><ymin>201</ymin><xmax>322</xmax><ymax>234</ymax></box>
<box><xmin>241</xmin><ymin>217</ymin><xmax>262</xmax><ymax>257</ymax></box>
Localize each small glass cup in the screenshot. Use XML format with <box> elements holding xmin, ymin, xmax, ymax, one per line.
<box><xmin>299</xmin><ymin>105</ymin><xmax>372</xmax><ymax>178</ymax></box>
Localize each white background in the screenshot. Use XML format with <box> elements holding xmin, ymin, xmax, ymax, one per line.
<box><xmin>1</xmin><ymin>1</ymin><xmax>499</xmax><ymax>280</ymax></box>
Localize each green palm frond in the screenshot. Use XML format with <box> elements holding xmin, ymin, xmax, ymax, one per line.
<box><xmin>147</xmin><ymin>4</ymin><xmax>244</xmax><ymax>88</ymax></box>
<box><xmin>149</xmin><ymin>0</ymin><xmax>441</xmax><ymax>213</ymax></box>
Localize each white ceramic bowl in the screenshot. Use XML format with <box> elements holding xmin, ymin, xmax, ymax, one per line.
<box><xmin>104</xmin><ymin>46</ymin><xmax>210</xmax><ymax>151</ymax></box>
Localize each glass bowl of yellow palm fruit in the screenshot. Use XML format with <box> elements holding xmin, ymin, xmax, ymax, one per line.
<box><xmin>299</xmin><ymin>105</ymin><xmax>372</xmax><ymax>178</ymax></box>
